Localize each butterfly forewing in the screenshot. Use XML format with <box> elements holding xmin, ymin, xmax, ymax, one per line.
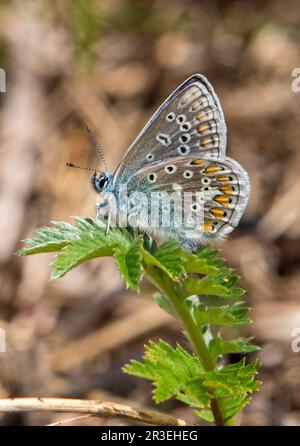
<box><xmin>113</xmin><ymin>75</ymin><xmax>227</xmax><ymax>185</ymax></box>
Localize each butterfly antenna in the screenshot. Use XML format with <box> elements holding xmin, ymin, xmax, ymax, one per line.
<box><xmin>66</xmin><ymin>162</ymin><xmax>102</xmax><ymax>173</ymax></box>
<box><xmin>86</xmin><ymin>123</ymin><xmax>108</xmax><ymax>172</ymax></box>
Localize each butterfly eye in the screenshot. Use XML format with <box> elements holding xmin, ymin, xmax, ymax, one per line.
<box><xmin>166</xmin><ymin>112</ymin><xmax>175</xmax><ymax>122</ymax></box>
<box><xmin>92</xmin><ymin>174</ymin><xmax>108</xmax><ymax>193</ymax></box>
<box><xmin>99</xmin><ymin>178</ymin><xmax>107</xmax><ymax>189</ymax></box>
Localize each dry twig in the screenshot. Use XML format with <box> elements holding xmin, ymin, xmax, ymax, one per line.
<box><xmin>0</xmin><ymin>398</ymin><xmax>194</xmax><ymax>426</ymax></box>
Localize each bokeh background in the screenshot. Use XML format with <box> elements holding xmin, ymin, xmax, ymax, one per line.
<box><xmin>0</xmin><ymin>0</ymin><xmax>300</xmax><ymax>426</ymax></box>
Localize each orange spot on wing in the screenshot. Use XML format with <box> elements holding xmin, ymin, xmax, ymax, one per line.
<box><xmin>204</xmin><ymin>165</ymin><xmax>219</xmax><ymax>174</ymax></box>
<box><xmin>203</xmin><ymin>220</ymin><xmax>214</xmax><ymax>233</ymax></box>
<box><xmin>218</xmin><ymin>175</ymin><xmax>231</xmax><ymax>183</ymax></box>
<box><xmin>219</xmin><ymin>185</ymin><xmax>233</xmax><ymax>195</ymax></box>
<box><xmin>203</xmin><ymin>137</ymin><xmax>211</xmax><ymax>146</ymax></box>
<box><xmin>191</xmin><ymin>159</ymin><xmax>205</xmax><ymax>165</ymax></box>
<box><xmin>198</xmin><ymin>124</ymin><xmax>207</xmax><ymax>133</ymax></box>
<box><xmin>214</xmin><ymin>195</ymin><xmax>229</xmax><ymax>206</ymax></box>
<box><xmin>211</xmin><ymin>208</ymin><xmax>226</xmax><ymax>218</ymax></box>
<box><xmin>196</xmin><ymin>112</ymin><xmax>205</xmax><ymax>121</ymax></box>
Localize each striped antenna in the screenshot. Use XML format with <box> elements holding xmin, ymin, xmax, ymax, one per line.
<box><xmin>66</xmin><ymin>163</ymin><xmax>102</xmax><ymax>173</ymax></box>
<box><xmin>86</xmin><ymin>123</ymin><xmax>108</xmax><ymax>172</ymax></box>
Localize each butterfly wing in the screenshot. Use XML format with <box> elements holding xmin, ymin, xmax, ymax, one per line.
<box><xmin>113</xmin><ymin>74</ymin><xmax>227</xmax><ymax>186</ymax></box>
<box><xmin>124</xmin><ymin>155</ymin><xmax>250</xmax><ymax>247</ymax></box>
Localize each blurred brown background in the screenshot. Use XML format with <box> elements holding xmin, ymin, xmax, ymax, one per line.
<box><xmin>0</xmin><ymin>0</ymin><xmax>300</xmax><ymax>426</ymax></box>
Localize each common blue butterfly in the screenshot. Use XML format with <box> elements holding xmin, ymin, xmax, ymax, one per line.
<box><xmin>71</xmin><ymin>75</ymin><xmax>250</xmax><ymax>250</ymax></box>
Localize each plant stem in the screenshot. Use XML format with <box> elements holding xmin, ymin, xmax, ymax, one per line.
<box><xmin>143</xmin><ymin>263</ymin><xmax>225</xmax><ymax>426</ymax></box>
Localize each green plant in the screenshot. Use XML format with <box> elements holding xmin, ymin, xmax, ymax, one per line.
<box><xmin>19</xmin><ymin>217</ymin><xmax>260</xmax><ymax>426</ymax></box>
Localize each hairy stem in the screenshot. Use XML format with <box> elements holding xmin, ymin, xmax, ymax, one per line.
<box><xmin>144</xmin><ymin>263</ymin><xmax>226</xmax><ymax>426</ymax></box>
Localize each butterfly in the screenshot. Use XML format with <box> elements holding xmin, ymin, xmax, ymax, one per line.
<box><xmin>70</xmin><ymin>75</ymin><xmax>250</xmax><ymax>250</ymax></box>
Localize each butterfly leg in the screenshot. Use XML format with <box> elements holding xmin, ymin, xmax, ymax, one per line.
<box><xmin>105</xmin><ymin>213</ymin><xmax>111</xmax><ymax>234</ymax></box>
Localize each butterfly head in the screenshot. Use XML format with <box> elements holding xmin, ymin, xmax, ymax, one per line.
<box><xmin>91</xmin><ymin>172</ymin><xmax>114</xmax><ymax>193</ymax></box>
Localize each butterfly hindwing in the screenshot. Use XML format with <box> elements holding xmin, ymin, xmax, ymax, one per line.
<box><xmin>113</xmin><ymin>74</ymin><xmax>227</xmax><ymax>185</ymax></box>
<box><xmin>124</xmin><ymin>155</ymin><xmax>250</xmax><ymax>246</ymax></box>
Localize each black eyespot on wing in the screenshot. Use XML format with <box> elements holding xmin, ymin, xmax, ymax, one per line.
<box><xmin>177</xmin><ymin>114</ymin><xmax>186</xmax><ymax>123</ymax></box>
<box><xmin>180</xmin><ymin>134</ymin><xmax>188</xmax><ymax>143</ymax></box>
<box><xmin>166</xmin><ymin>112</ymin><xmax>175</xmax><ymax>121</ymax></box>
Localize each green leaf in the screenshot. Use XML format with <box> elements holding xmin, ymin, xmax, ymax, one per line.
<box><xmin>51</xmin><ymin>219</ymin><xmax>133</xmax><ymax>279</ymax></box>
<box><xmin>176</xmin><ymin>379</ymin><xmax>211</xmax><ymax>409</ymax></box>
<box><xmin>194</xmin><ymin>247</ymin><xmax>224</xmax><ymax>267</ymax></box>
<box><xmin>209</xmin><ymin>337</ymin><xmax>260</xmax><ymax>362</ymax></box>
<box><xmin>124</xmin><ymin>340</ymin><xmax>260</xmax><ymax>423</ymax></box>
<box><xmin>218</xmin><ymin>396</ymin><xmax>251</xmax><ymax>422</ymax></box>
<box><xmin>123</xmin><ymin>340</ymin><xmax>205</xmax><ymax>403</ymax></box>
<box><xmin>19</xmin><ymin>221</ymin><xmax>80</xmax><ymax>255</ymax></box>
<box><xmin>114</xmin><ymin>236</ymin><xmax>144</xmax><ymax>291</ymax></box>
<box><xmin>182</xmin><ymin>276</ymin><xmax>236</xmax><ymax>298</ymax></box>
<box><xmin>182</xmin><ymin>265</ymin><xmax>245</xmax><ymax>299</ymax></box>
<box><xmin>20</xmin><ymin>218</ymin><xmax>144</xmax><ymax>282</ymax></box>
<box><xmin>155</xmin><ymin>240</ymin><xmax>186</xmax><ymax>277</ymax></box>
<box><xmin>184</xmin><ymin>358</ymin><xmax>260</xmax><ymax>422</ymax></box>
<box><xmin>183</xmin><ymin>246</ymin><xmax>226</xmax><ymax>275</ymax></box>
<box><xmin>198</xmin><ymin>359</ymin><xmax>260</xmax><ymax>421</ymax></box>
<box><xmin>142</xmin><ymin>234</ymin><xmax>158</xmax><ymax>254</ymax></box>
<box><xmin>194</xmin><ymin>396</ymin><xmax>251</xmax><ymax>423</ymax></box>
<box><xmin>193</xmin><ymin>408</ymin><xmax>215</xmax><ymax>423</ymax></box>
<box><xmin>204</xmin><ymin>359</ymin><xmax>261</xmax><ymax>397</ymax></box>
<box><xmin>211</xmin><ymin>267</ymin><xmax>244</xmax><ymax>295</ymax></box>
<box><xmin>187</xmin><ymin>300</ymin><xmax>251</xmax><ymax>327</ymax></box>
<box><xmin>184</xmin><ymin>253</ymin><xmax>219</xmax><ymax>275</ymax></box>
<box><xmin>142</xmin><ymin>240</ymin><xmax>185</xmax><ymax>280</ymax></box>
